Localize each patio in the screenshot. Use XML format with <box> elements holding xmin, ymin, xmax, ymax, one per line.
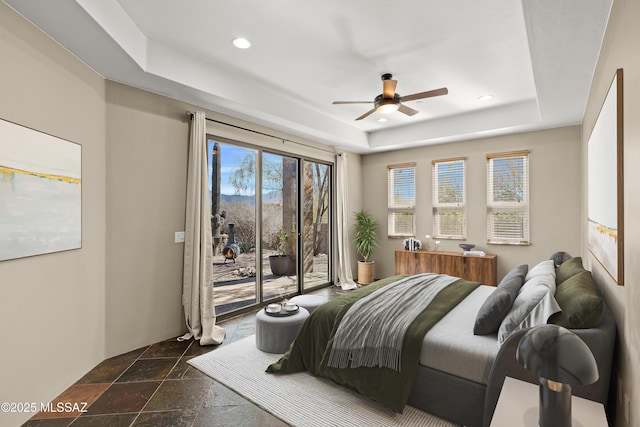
<box><xmin>213</xmin><ymin>251</ymin><xmax>329</xmax><ymax>315</ymax></box>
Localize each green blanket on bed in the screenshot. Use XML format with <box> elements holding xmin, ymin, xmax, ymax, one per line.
<box><xmin>266</xmin><ymin>274</ymin><xmax>480</xmax><ymax>412</ymax></box>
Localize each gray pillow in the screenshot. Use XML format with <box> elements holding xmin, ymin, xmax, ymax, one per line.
<box><xmin>550</xmin><ymin>251</ymin><xmax>572</xmax><ymax>267</ymax></box>
<box><xmin>473</xmin><ymin>264</ymin><xmax>528</xmax><ymax>335</ymax></box>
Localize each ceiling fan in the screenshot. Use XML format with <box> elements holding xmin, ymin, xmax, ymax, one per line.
<box><xmin>332</xmin><ymin>73</ymin><xmax>448</xmax><ymax>121</ymax></box>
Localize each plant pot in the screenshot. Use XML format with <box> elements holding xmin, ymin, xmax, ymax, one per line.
<box><xmin>269</xmin><ymin>255</ymin><xmax>296</xmax><ymax>276</ymax></box>
<box><xmin>357</xmin><ymin>260</ymin><xmax>375</xmax><ymax>285</ymax></box>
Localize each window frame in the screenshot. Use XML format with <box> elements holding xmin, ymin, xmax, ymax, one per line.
<box><xmin>486</xmin><ymin>150</ymin><xmax>530</xmax><ymax>245</ymax></box>
<box><xmin>387</xmin><ymin>162</ymin><xmax>416</xmax><ymax>238</ymax></box>
<box><xmin>432</xmin><ymin>157</ymin><xmax>466</xmax><ymax>240</ymax></box>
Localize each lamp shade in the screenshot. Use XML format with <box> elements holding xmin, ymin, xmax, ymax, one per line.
<box><xmin>516</xmin><ymin>324</ymin><xmax>599</xmax><ymax>385</ymax></box>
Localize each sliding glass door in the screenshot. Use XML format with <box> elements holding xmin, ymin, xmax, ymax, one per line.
<box><xmin>261</xmin><ymin>152</ymin><xmax>298</xmax><ymax>301</ymax></box>
<box><xmin>209</xmin><ymin>141</ymin><xmax>258</xmax><ymax>315</ymax></box>
<box><xmin>302</xmin><ymin>160</ymin><xmax>331</xmax><ymax>290</ymax></box>
<box><xmin>208</xmin><ymin>138</ymin><xmax>333</xmax><ymax>317</ymax></box>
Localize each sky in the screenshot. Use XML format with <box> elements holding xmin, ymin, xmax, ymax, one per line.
<box><xmin>208</xmin><ymin>140</ymin><xmax>256</xmax><ymax>196</ymax></box>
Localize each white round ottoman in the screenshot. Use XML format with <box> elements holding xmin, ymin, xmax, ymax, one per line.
<box><xmin>289</xmin><ymin>295</ymin><xmax>329</xmax><ymax>314</ymax></box>
<box><xmin>255</xmin><ymin>307</ymin><xmax>309</xmax><ymax>353</ymax></box>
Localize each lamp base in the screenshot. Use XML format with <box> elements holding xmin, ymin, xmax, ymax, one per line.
<box><xmin>539</xmin><ymin>379</ymin><xmax>572</xmax><ymax>427</ymax></box>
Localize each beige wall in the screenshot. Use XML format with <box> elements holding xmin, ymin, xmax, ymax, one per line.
<box><xmin>105</xmin><ymin>83</ymin><xmax>192</xmax><ymax>356</ymax></box>
<box><xmin>361</xmin><ymin>126</ymin><xmax>582</xmax><ymax>281</ymax></box>
<box><xmin>581</xmin><ymin>0</ymin><xmax>640</xmax><ymax>426</ymax></box>
<box><xmin>341</xmin><ymin>152</ymin><xmax>363</xmax><ymax>278</ymax></box>
<box><xmin>0</xmin><ymin>3</ymin><xmax>106</xmax><ymax>426</ymax></box>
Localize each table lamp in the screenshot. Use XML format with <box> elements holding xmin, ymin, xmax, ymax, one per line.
<box><xmin>516</xmin><ymin>324</ymin><xmax>599</xmax><ymax>427</ymax></box>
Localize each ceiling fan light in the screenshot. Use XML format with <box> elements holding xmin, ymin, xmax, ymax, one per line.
<box><xmin>377</xmin><ymin>100</ymin><xmax>399</xmax><ymax>114</ymax></box>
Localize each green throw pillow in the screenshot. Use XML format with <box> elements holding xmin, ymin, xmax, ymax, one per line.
<box><xmin>548</xmin><ymin>270</ymin><xmax>604</xmax><ymax>328</ymax></box>
<box><xmin>555</xmin><ymin>256</ymin><xmax>586</xmax><ymax>285</ymax></box>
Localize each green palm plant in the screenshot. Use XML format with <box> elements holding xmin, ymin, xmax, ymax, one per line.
<box><xmin>353</xmin><ymin>210</ymin><xmax>378</xmax><ymax>262</ymax></box>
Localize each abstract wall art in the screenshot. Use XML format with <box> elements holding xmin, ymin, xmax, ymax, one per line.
<box><xmin>0</xmin><ymin>118</ymin><xmax>81</xmax><ymax>261</ymax></box>
<box><xmin>587</xmin><ymin>68</ymin><xmax>624</xmax><ymax>285</ymax></box>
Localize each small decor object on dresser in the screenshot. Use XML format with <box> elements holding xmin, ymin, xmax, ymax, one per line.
<box><xmin>403</xmin><ymin>238</ymin><xmax>422</xmax><ymax>251</ymax></box>
<box><xmin>459</xmin><ymin>243</ymin><xmax>475</xmax><ymax>251</ymax></box>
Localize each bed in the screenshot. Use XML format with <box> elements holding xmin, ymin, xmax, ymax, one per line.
<box><xmin>267</xmin><ymin>255</ymin><xmax>616</xmax><ymax>427</ymax></box>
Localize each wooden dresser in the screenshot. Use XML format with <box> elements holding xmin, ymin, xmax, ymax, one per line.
<box><xmin>395</xmin><ymin>249</ymin><xmax>497</xmax><ymax>286</ymax></box>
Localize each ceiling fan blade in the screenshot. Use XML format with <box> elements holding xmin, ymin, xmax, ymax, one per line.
<box><xmin>398</xmin><ymin>104</ymin><xmax>419</xmax><ymax>116</ymax></box>
<box><xmin>355</xmin><ymin>108</ymin><xmax>377</xmax><ymax>121</ymax></box>
<box><xmin>332</xmin><ymin>101</ymin><xmax>374</xmax><ymax>104</ymax></box>
<box><xmin>400</xmin><ymin>87</ymin><xmax>448</xmax><ymax>103</ymax></box>
<box><xmin>383</xmin><ymin>79</ymin><xmax>398</xmax><ymax>98</ymax></box>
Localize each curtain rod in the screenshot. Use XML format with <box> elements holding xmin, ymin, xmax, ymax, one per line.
<box><xmin>187</xmin><ymin>111</ymin><xmax>336</xmax><ymax>154</ymax></box>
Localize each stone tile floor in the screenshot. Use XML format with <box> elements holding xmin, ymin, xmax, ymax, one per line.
<box><xmin>22</xmin><ymin>286</ymin><xmax>344</xmax><ymax>427</ymax></box>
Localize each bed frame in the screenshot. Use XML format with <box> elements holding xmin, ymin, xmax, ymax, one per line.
<box><xmin>407</xmin><ymin>304</ymin><xmax>616</xmax><ymax>427</ymax></box>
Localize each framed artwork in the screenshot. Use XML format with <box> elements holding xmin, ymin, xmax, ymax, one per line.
<box><xmin>0</xmin><ymin>118</ymin><xmax>82</xmax><ymax>261</ymax></box>
<box><xmin>587</xmin><ymin>68</ymin><xmax>624</xmax><ymax>285</ymax></box>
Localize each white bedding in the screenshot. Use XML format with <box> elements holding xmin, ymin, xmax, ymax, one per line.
<box><xmin>419</xmin><ymin>285</ymin><xmax>499</xmax><ymax>384</ymax></box>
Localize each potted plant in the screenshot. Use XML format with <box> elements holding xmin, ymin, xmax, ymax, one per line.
<box><xmin>354</xmin><ymin>209</ymin><xmax>378</xmax><ymax>285</ymax></box>
<box><xmin>269</xmin><ymin>228</ymin><xmax>296</xmax><ymax>276</ymax></box>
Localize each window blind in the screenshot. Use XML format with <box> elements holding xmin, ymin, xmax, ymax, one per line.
<box><xmin>432</xmin><ymin>158</ymin><xmax>466</xmax><ymax>239</ymax></box>
<box><xmin>486</xmin><ymin>151</ymin><xmax>530</xmax><ymax>245</ymax></box>
<box><xmin>387</xmin><ymin>163</ymin><xmax>416</xmax><ymax>237</ymax></box>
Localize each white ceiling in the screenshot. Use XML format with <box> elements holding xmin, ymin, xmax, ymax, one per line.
<box><xmin>4</xmin><ymin>0</ymin><xmax>612</xmax><ymax>153</ymax></box>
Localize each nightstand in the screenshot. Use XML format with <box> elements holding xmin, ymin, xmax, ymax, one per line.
<box><xmin>490</xmin><ymin>377</ymin><xmax>607</xmax><ymax>426</ymax></box>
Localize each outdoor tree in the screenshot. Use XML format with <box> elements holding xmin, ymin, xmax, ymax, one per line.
<box><xmin>229</xmin><ymin>153</ymin><xmax>330</xmax><ymax>257</ymax></box>
<box><xmin>312</xmin><ymin>163</ymin><xmax>330</xmax><ymax>255</ymax></box>
<box><xmin>229</xmin><ymin>153</ymin><xmax>295</xmax><ymax>253</ymax></box>
<box><xmin>492</xmin><ymin>157</ymin><xmax>524</xmax><ymax>202</ymax></box>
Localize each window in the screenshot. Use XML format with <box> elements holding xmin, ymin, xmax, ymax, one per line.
<box><xmin>432</xmin><ymin>158</ymin><xmax>466</xmax><ymax>239</ymax></box>
<box><xmin>486</xmin><ymin>151</ymin><xmax>529</xmax><ymax>245</ymax></box>
<box><xmin>387</xmin><ymin>163</ymin><xmax>416</xmax><ymax>237</ymax></box>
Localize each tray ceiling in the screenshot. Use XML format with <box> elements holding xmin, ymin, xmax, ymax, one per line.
<box><xmin>4</xmin><ymin>0</ymin><xmax>612</xmax><ymax>153</ymax></box>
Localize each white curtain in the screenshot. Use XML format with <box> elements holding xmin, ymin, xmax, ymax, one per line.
<box><xmin>336</xmin><ymin>153</ymin><xmax>358</xmax><ymax>290</ymax></box>
<box><xmin>180</xmin><ymin>111</ymin><xmax>225</xmax><ymax>345</ymax></box>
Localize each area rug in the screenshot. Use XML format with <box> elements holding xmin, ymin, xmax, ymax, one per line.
<box><xmin>188</xmin><ymin>335</ymin><xmax>458</xmax><ymax>427</ymax></box>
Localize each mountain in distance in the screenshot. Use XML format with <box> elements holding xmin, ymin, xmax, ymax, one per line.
<box><xmin>210</xmin><ymin>191</ymin><xmax>281</xmax><ymax>205</ymax></box>
<box><xmin>220</xmin><ymin>193</ymin><xmax>255</xmax><ymax>205</ymax></box>
<box><xmin>262</xmin><ymin>190</ymin><xmax>282</xmax><ymax>204</ymax></box>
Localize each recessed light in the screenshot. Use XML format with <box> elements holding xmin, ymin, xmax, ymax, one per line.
<box><xmin>378</xmin><ymin>118</ymin><xmax>388</xmax><ymax>123</ymax></box>
<box><xmin>232</xmin><ymin>38</ymin><xmax>251</xmax><ymax>49</ymax></box>
<box><xmin>478</xmin><ymin>94</ymin><xmax>493</xmax><ymax>101</ymax></box>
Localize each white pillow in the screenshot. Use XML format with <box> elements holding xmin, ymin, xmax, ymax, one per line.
<box><xmin>519</xmin><ymin>271</ymin><xmax>556</xmax><ymax>295</ymax></box>
<box><xmin>525</xmin><ymin>259</ymin><xmax>556</xmax><ymax>282</ymax></box>
<box><xmin>497</xmin><ymin>283</ymin><xmax>561</xmax><ymax>345</ymax></box>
